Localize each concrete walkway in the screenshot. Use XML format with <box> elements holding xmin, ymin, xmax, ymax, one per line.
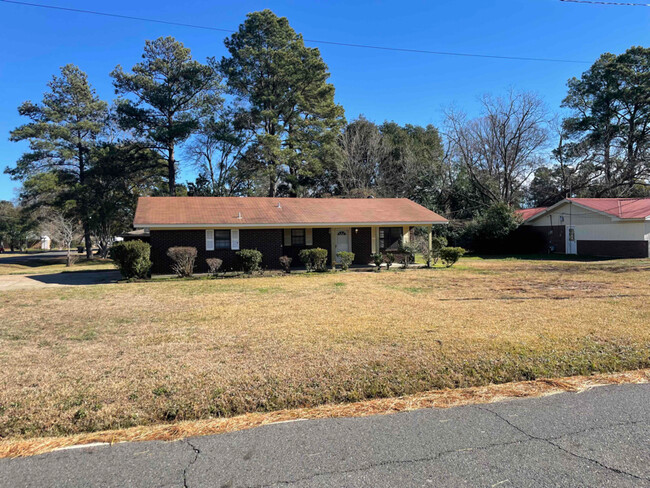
<box><xmin>2</xmin><ymin>383</ymin><xmax>648</xmax><ymax>487</ymax></box>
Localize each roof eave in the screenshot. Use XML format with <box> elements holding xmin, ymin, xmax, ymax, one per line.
<box><xmin>135</xmin><ymin>221</ymin><xmax>448</xmax><ymax>229</ymax></box>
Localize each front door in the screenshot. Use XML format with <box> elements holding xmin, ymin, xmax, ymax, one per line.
<box><xmin>335</xmin><ymin>229</ymin><xmax>349</xmax><ymax>262</ymax></box>
<box><xmin>566</xmin><ymin>226</ymin><xmax>577</xmax><ymax>254</ymax></box>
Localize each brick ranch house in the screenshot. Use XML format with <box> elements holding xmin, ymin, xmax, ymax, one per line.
<box><xmin>517</xmin><ymin>197</ymin><xmax>650</xmax><ymax>258</ymax></box>
<box><xmin>133</xmin><ymin>197</ymin><xmax>448</xmax><ymax>274</ymax></box>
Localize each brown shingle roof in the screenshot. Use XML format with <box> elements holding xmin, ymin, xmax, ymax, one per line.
<box><xmin>134</xmin><ymin>197</ymin><xmax>447</xmax><ymax>227</ymax></box>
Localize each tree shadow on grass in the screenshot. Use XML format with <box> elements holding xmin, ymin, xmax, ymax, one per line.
<box><xmin>26</xmin><ymin>270</ymin><xmax>121</xmax><ymax>286</ymax></box>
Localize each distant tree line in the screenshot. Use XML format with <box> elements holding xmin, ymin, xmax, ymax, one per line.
<box><xmin>3</xmin><ymin>9</ymin><xmax>649</xmax><ymax>255</ymax></box>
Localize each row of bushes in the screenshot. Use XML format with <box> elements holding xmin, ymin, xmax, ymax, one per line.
<box><xmin>110</xmin><ymin>240</ymin><xmax>464</xmax><ymax>280</ymax></box>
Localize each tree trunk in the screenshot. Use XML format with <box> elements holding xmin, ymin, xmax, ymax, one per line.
<box><xmin>168</xmin><ymin>145</ymin><xmax>176</xmax><ymax>196</ymax></box>
<box><xmin>83</xmin><ymin>222</ymin><xmax>93</xmax><ymax>260</ymax></box>
<box><xmin>78</xmin><ymin>142</ymin><xmax>94</xmax><ymax>260</ymax></box>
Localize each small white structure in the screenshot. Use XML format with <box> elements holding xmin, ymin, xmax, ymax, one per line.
<box><xmin>40</xmin><ymin>235</ymin><xmax>51</xmax><ymax>250</ymax></box>
<box><xmin>519</xmin><ymin>198</ymin><xmax>650</xmax><ymax>258</ymax></box>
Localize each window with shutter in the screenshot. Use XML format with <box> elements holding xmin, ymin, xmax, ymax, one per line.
<box><xmin>291</xmin><ymin>229</ymin><xmax>305</xmax><ymax>246</ymax></box>
<box><xmin>206</xmin><ymin>230</ymin><xmax>214</xmax><ymax>251</ymax></box>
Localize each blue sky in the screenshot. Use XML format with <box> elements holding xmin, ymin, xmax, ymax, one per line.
<box><xmin>1</xmin><ymin>0</ymin><xmax>648</xmax><ymax>201</ymax></box>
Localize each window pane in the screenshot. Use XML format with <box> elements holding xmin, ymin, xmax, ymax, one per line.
<box><xmin>291</xmin><ymin>229</ymin><xmax>305</xmax><ymax>246</ymax></box>
<box><xmin>379</xmin><ymin>227</ymin><xmax>402</xmax><ymax>251</ymax></box>
<box><xmin>214</xmin><ymin>230</ymin><xmax>230</xmax><ymax>249</ymax></box>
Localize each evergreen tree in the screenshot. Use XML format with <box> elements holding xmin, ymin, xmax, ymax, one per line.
<box><xmin>221</xmin><ymin>10</ymin><xmax>345</xmax><ymax>196</ymax></box>
<box><xmin>112</xmin><ymin>36</ymin><xmax>223</xmax><ymax>195</ymax></box>
<box><xmin>7</xmin><ymin>64</ymin><xmax>108</xmax><ymax>258</ymax></box>
<box><xmin>561</xmin><ymin>46</ymin><xmax>650</xmax><ymax>196</ymax></box>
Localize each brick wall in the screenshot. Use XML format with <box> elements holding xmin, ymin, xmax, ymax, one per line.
<box><xmin>577</xmin><ymin>240</ymin><xmax>649</xmax><ymax>258</ymax></box>
<box><xmin>150</xmin><ymin>229</ymin><xmax>283</xmax><ymax>274</ymax></box>
<box><xmin>283</xmin><ymin>228</ymin><xmax>332</xmax><ymax>266</ymax></box>
<box><xmin>529</xmin><ymin>225</ymin><xmax>566</xmax><ymax>253</ymax></box>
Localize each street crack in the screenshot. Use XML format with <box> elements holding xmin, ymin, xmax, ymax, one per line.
<box><xmin>255</xmin><ymin>437</ymin><xmax>534</xmax><ymax>487</ymax></box>
<box><xmin>183</xmin><ymin>438</ymin><xmax>201</xmax><ymax>488</ymax></box>
<box><xmin>477</xmin><ymin>405</ymin><xmax>649</xmax><ymax>482</ymax></box>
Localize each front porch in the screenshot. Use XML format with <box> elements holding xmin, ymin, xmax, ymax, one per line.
<box><xmin>281</xmin><ymin>225</ymin><xmax>432</xmax><ymax>267</ymax></box>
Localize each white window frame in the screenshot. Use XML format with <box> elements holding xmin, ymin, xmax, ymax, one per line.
<box><xmin>231</xmin><ymin>228</ymin><xmax>240</xmax><ymax>250</ymax></box>
<box><xmin>205</xmin><ymin>229</ymin><xmax>215</xmax><ymax>251</ymax></box>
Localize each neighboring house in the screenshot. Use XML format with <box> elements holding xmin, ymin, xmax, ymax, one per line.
<box><xmin>119</xmin><ymin>229</ymin><xmax>150</xmax><ymax>243</ymax></box>
<box><xmin>133</xmin><ymin>197</ymin><xmax>448</xmax><ymax>273</ymax></box>
<box><xmin>517</xmin><ymin>198</ymin><xmax>650</xmax><ymax>258</ymax></box>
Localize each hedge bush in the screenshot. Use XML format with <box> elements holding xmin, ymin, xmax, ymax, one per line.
<box><xmin>398</xmin><ymin>243</ymin><xmax>416</xmax><ymax>268</ymax></box>
<box><xmin>299</xmin><ymin>248</ymin><xmax>328</xmax><ymax>272</ymax></box>
<box><xmin>440</xmin><ymin>246</ymin><xmax>466</xmax><ymax>267</ymax></box>
<box><xmin>109</xmin><ymin>240</ymin><xmax>151</xmax><ymax>279</ymax></box>
<box><xmin>167</xmin><ymin>247</ymin><xmax>197</xmax><ymax>277</ymax></box>
<box><xmin>279</xmin><ymin>255</ymin><xmax>292</xmax><ymax>273</ymax></box>
<box><xmin>237</xmin><ymin>249</ymin><xmax>263</xmax><ymax>274</ymax></box>
<box><xmin>371</xmin><ymin>252</ymin><xmax>383</xmax><ymax>271</ymax></box>
<box><xmin>336</xmin><ymin>251</ymin><xmax>355</xmax><ymax>271</ymax></box>
<box><xmin>206</xmin><ymin>258</ymin><xmax>223</xmax><ymax>276</ymax></box>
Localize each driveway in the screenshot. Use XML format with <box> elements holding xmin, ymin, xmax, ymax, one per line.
<box><xmin>0</xmin><ymin>270</ymin><xmax>121</xmax><ymax>291</ymax></box>
<box><xmin>2</xmin><ymin>383</ymin><xmax>648</xmax><ymax>487</ymax></box>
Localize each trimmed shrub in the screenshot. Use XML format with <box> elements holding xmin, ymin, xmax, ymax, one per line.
<box><xmin>279</xmin><ymin>255</ymin><xmax>292</xmax><ymax>273</ymax></box>
<box><xmin>384</xmin><ymin>252</ymin><xmax>395</xmax><ymax>270</ymax></box>
<box><xmin>337</xmin><ymin>251</ymin><xmax>355</xmax><ymax>271</ymax></box>
<box><xmin>206</xmin><ymin>258</ymin><xmax>223</xmax><ymax>276</ymax></box>
<box><xmin>109</xmin><ymin>240</ymin><xmax>151</xmax><ymax>279</ymax></box>
<box><xmin>298</xmin><ymin>249</ymin><xmax>314</xmax><ymax>271</ymax></box>
<box><xmin>167</xmin><ymin>246</ymin><xmax>197</xmax><ymax>277</ymax></box>
<box><xmin>312</xmin><ymin>248</ymin><xmax>328</xmax><ymax>272</ymax></box>
<box><xmin>237</xmin><ymin>249</ymin><xmax>262</xmax><ymax>274</ymax></box>
<box><xmin>398</xmin><ymin>243</ymin><xmax>416</xmax><ymax>268</ymax></box>
<box><xmin>299</xmin><ymin>248</ymin><xmax>329</xmax><ymax>272</ymax></box>
<box><xmin>371</xmin><ymin>252</ymin><xmax>383</xmax><ymax>271</ymax></box>
<box><xmin>440</xmin><ymin>246</ymin><xmax>466</xmax><ymax>267</ymax></box>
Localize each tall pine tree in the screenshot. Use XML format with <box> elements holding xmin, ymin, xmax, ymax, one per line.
<box><xmin>112</xmin><ymin>36</ymin><xmax>222</xmax><ymax>195</ymax></box>
<box><xmin>7</xmin><ymin>64</ymin><xmax>108</xmax><ymax>258</ymax></box>
<box><xmin>221</xmin><ymin>10</ymin><xmax>345</xmax><ymax>196</ymax></box>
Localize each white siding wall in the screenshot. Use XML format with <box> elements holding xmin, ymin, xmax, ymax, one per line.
<box><xmin>530</xmin><ymin>201</ymin><xmax>646</xmax><ymax>241</ymax></box>
<box><xmin>530</xmin><ymin>202</ymin><xmax>610</xmax><ymax>227</ymax></box>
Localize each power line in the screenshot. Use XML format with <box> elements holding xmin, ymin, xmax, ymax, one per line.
<box><xmin>560</xmin><ymin>0</ymin><xmax>650</xmax><ymax>6</ymax></box>
<box><xmin>0</xmin><ymin>0</ymin><xmax>591</xmax><ymax>64</ymax></box>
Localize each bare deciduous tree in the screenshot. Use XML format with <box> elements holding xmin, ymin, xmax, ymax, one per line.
<box><xmin>337</xmin><ymin>116</ymin><xmax>385</xmax><ymax>196</ymax></box>
<box><xmin>43</xmin><ymin>212</ymin><xmax>82</xmax><ymax>266</ymax></box>
<box><xmin>445</xmin><ymin>90</ymin><xmax>549</xmax><ymax>205</ymax></box>
<box><xmin>185</xmin><ymin>110</ymin><xmax>253</xmax><ymax>196</ymax></box>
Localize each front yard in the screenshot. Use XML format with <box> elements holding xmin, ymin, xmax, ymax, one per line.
<box><xmin>1</xmin><ymin>257</ymin><xmax>649</xmax><ymax>440</ymax></box>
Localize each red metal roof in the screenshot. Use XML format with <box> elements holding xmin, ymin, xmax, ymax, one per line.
<box><xmin>516</xmin><ymin>207</ymin><xmax>548</xmax><ymax>221</ymax></box>
<box><xmin>566</xmin><ymin>198</ymin><xmax>650</xmax><ymax>219</ymax></box>
<box><xmin>134</xmin><ymin>197</ymin><xmax>448</xmax><ymax>227</ymax></box>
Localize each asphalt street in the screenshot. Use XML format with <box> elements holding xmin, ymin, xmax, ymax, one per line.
<box><xmin>2</xmin><ymin>383</ymin><xmax>649</xmax><ymax>487</ymax></box>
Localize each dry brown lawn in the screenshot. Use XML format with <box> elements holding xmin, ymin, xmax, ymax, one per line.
<box><xmin>1</xmin><ymin>256</ymin><xmax>649</xmax><ymax>441</ymax></box>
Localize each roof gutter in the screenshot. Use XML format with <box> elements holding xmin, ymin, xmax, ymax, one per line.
<box><xmin>134</xmin><ymin>221</ymin><xmax>448</xmax><ymax>229</ymax></box>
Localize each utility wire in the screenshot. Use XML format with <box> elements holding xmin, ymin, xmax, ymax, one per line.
<box><xmin>0</xmin><ymin>0</ymin><xmax>591</xmax><ymax>64</ymax></box>
<box><xmin>560</xmin><ymin>0</ymin><xmax>650</xmax><ymax>6</ymax></box>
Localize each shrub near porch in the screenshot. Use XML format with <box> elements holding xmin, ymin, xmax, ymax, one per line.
<box><xmin>0</xmin><ymin>257</ymin><xmax>649</xmax><ymax>439</ymax></box>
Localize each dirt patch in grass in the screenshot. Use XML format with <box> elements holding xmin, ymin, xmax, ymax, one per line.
<box><xmin>0</xmin><ymin>257</ymin><xmax>649</xmax><ymax>441</ymax></box>
<box><xmin>1</xmin><ymin>368</ymin><xmax>647</xmax><ymax>459</ymax></box>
